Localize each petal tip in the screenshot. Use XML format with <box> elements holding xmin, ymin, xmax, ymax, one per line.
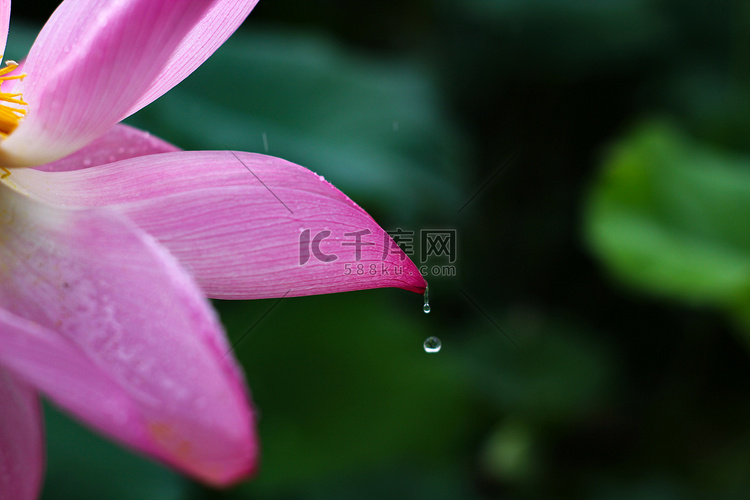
<box><xmin>147</xmin><ymin>416</ymin><xmax>260</xmax><ymax>488</ymax></box>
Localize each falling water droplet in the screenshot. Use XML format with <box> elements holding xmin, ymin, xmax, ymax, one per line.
<box><xmin>423</xmin><ymin>283</ymin><xmax>430</xmax><ymax>314</ymax></box>
<box><xmin>423</xmin><ymin>336</ymin><xmax>441</xmax><ymax>353</ymax></box>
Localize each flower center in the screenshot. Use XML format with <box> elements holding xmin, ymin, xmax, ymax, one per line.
<box><xmin>0</xmin><ymin>60</ymin><xmax>26</xmax><ymax>139</ymax></box>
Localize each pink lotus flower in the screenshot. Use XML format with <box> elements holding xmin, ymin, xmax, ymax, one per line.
<box><xmin>0</xmin><ymin>1</ymin><xmax>426</xmax><ymax>498</ymax></box>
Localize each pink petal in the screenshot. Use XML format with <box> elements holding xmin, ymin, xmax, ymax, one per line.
<box><xmin>0</xmin><ymin>0</ymin><xmax>258</xmax><ymax>167</ymax></box>
<box><xmin>0</xmin><ymin>368</ymin><xmax>44</xmax><ymax>500</ymax></box>
<box><xmin>0</xmin><ymin>0</ymin><xmax>9</xmax><ymax>58</ymax></box>
<box><xmin>9</xmin><ymin>151</ymin><xmax>428</xmax><ymax>299</ymax></box>
<box><xmin>36</xmin><ymin>123</ymin><xmax>179</xmax><ymax>172</ymax></box>
<box><xmin>125</xmin><ymin>0</ymin><xmax>260</xmax><ymax>116</ymax></box>
<box><xmin>0</xmin><ymin>186</ymin><xmax>258</xmax><ymax>486</ymax></box>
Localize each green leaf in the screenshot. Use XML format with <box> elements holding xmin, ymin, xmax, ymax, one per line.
<box><xmin>481</xmin><ymin>418</ymin><xmax>539</xmax><ymax>484</ymax></box>
<box><xmin>585</xmin><ymin>121</ymin><xmax>750</xmax><ymax>318</ymax></box>
<box><xmin>447</xmin><ymin>0</ymin><xmax>670</xmax><ymax>77</ymax></box>
<box><xmin>463</xmin><ymin>314</ymin><xmax>614</xmax><ymax>423</ymax></box>
<box><xmin>213</xmin><ymin>292</ymin><xmax>469</xmax><ymax>494</ymax></box>
<box><xmin>5</xmin><ymin>21</ymin><xmax>38</xmax><ymax>61</ymax></box>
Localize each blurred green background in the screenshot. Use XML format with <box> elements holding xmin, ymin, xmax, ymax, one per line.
<box><xmin>12</xmin><ymin>1</ymin><xmax>750</xmax><ymax>499</ymax></box>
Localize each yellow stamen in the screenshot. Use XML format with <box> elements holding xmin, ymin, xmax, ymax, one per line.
<box><xmin>0</xmin><ymin>59</ymin><xmax>26</xmax><ymax>138</ymax></box>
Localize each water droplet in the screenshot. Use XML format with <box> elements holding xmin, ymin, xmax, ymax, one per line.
<box><xmin>423</xmin><ymin>303</ymin><xmax>431</xmax><ymax>314</ymax></box>
<box><xmin>318</xmin><ymin>174</ymin><xmax>326</xmax><ymax>182</ymax></box>
<box><xmin>82</xmin><ymin>158</ymin><xmax>92</xmax><ymax>167</ymax></box>
<box><xmin>423</xmin><ymin>336</ymin><xmax>441</xmax><ymax>353</ymax></box>
<box><xmin>423</xmin><ymin>283</ymin><xmax>430</xmax><ymax>314</ymax></box>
